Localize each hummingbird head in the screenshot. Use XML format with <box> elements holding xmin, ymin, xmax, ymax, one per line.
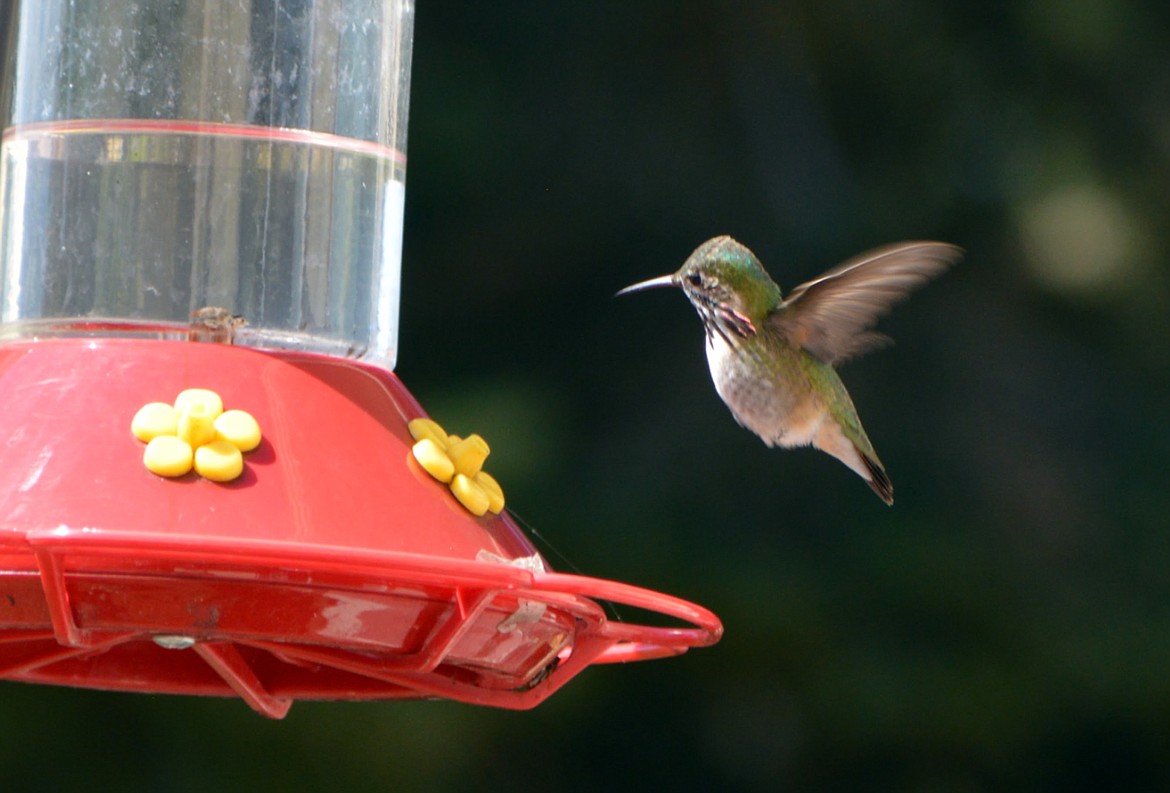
<box><xmin>617</xmin><ymin>236</ymin><xmax>781</xmax><ymax>345</ymax></box>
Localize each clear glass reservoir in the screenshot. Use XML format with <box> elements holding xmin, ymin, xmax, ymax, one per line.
<box><xmin>0</xmin><ymin>0</ymin><xmax>413</xmax><ymax>370</ymax></box>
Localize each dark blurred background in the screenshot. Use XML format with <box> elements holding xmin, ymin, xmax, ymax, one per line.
<box><xmin>5</xmin><ymin>1</ymin><xmax>1170</xmax><ymax>791</ymax></box>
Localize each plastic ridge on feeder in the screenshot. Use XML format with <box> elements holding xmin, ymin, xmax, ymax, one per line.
<box><xmin>0</xmin><ymin>340</ymin><xmax>723</xmax><ymax>718</ymax></box>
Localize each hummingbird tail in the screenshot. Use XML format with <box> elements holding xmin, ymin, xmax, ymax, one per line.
<box><xmin>811</xmin><ymin>419</ymin><xmax>895</xmax><ymax>506</ymax></box>
<box><xmin>860</xmin><ymin>451</ymin><xmax>894</xmax><ymax>506</ymax></box>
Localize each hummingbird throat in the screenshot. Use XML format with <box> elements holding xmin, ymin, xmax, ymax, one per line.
<box><xmin>696</xmin><ymin>298</ymin><xmax>756</xmax><ymax>348</ymax></box>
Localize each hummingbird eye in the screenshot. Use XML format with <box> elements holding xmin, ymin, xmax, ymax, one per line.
<box><xmin>685</xmin><ymin>273</ymin><xmax>703</xmax><ymax>287</ymax></box>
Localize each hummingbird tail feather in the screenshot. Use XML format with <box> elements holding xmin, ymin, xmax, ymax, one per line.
<box><xmin>859</xmin><ymin>451</ymin><xmax>894</xmax><ymax>506</ymax></box>
<box><xmin>812</xmin><ymin>419</ymin><xmax>895</xmax><ymax>505</ymax></box>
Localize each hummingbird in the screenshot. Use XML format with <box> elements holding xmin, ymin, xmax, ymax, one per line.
<box><xmin>617</xmin><ymin>236</ymin><xmax>961</xmax><ymax>505</ymax></box>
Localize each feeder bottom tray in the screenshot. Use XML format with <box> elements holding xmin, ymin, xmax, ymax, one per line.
<box><xmin>0</xmin><ymin>339</ymin><xmax>721</xmax><ymax>716</ymax></box>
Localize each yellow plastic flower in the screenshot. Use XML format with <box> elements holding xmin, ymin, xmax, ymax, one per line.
<box><xmin>132</xmin><ymin>388</ymin><xmax>261</xmax><ymax>482</ymax></box>
<box><xmin>408</xmin><ymin>417</ymin><xmax>506</xmax><ymax>517</ymax></box>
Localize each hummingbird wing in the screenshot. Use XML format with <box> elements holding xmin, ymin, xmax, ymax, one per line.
<box><xmin>769</xmin><ymin>241</ymin><xmax>962</xmax><ymax>364</ymax></box>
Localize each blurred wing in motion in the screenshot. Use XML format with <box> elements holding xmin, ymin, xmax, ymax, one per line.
<box><xmin>769</xmin><ymin>242</ymin><xmax>962</xmax><ymax>364</ymax></box>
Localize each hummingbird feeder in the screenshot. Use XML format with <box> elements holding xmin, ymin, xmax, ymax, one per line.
<box><xmin>0</xmin><ymin>1</ymin><xmax>721</xmax><ymax>718</ymax></box>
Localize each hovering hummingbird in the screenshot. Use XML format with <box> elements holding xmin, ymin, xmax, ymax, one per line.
<box><xmin>617</xmin><ymin>236</ymin><xmax>961</xmax><ymax>504</ymax></box>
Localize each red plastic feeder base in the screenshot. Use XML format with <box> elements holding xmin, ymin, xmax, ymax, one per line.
<box><xmin>0</xmin><ymin>339</ymin><xmax>721</xmax><ymax>717</ymax></box>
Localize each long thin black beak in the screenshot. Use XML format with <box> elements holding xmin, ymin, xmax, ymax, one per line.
<box><xmin>614</xmin><ymin>274</ymin><xmax>676</xmax><ymax>297</ymax></box>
